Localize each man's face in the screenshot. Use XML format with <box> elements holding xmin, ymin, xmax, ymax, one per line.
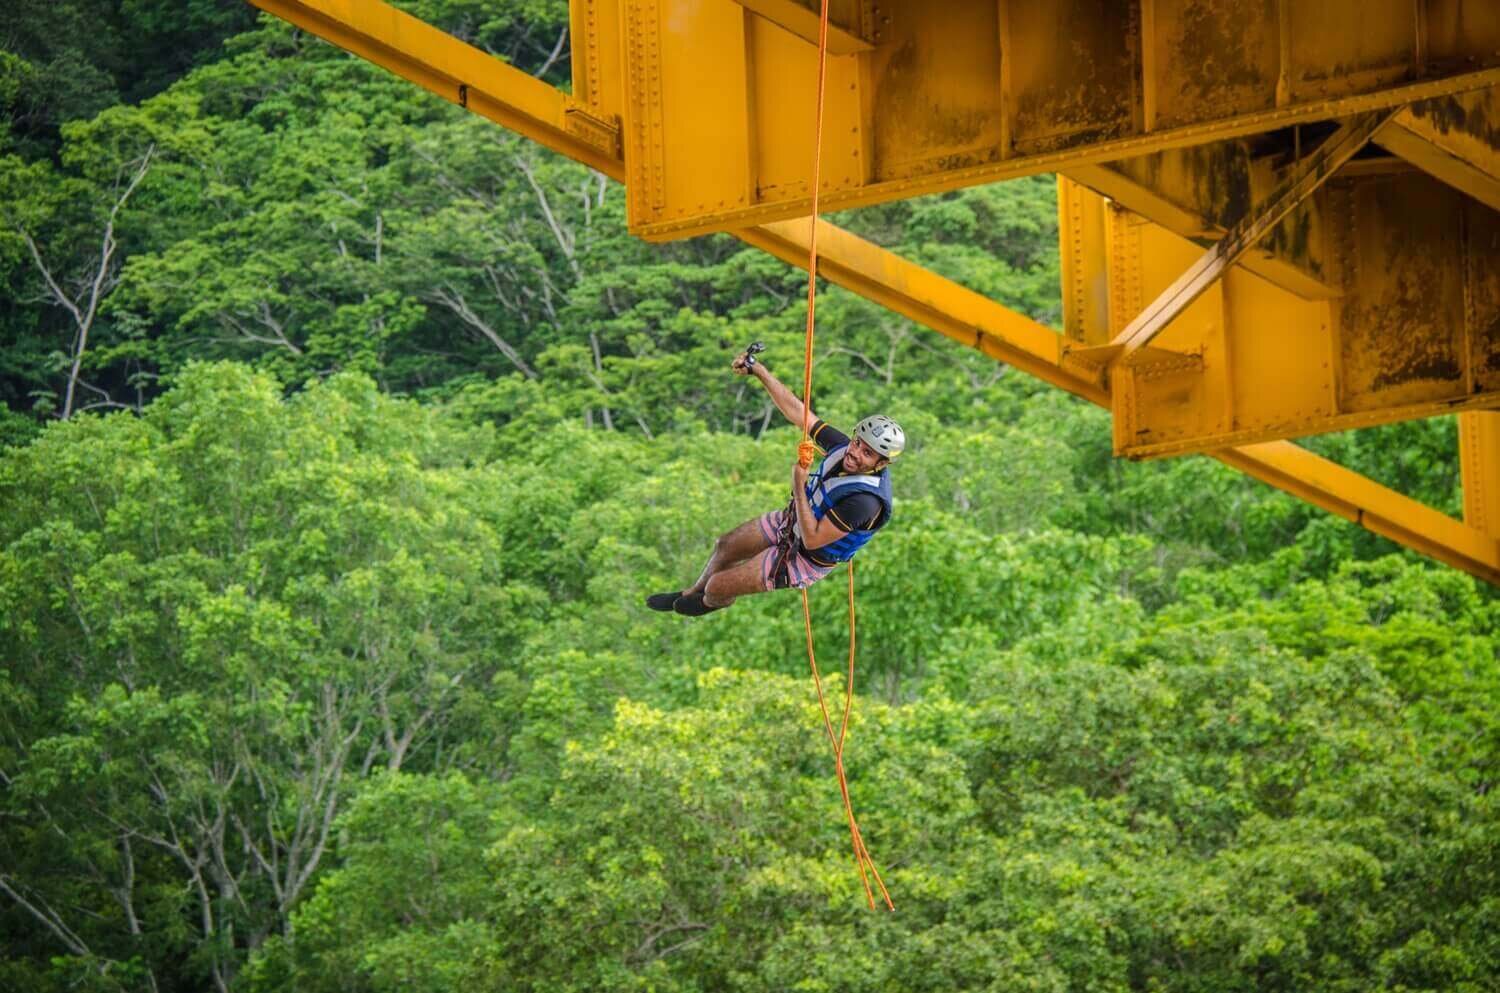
<box><xmin>844</xmin><ymin>436</ymin><xmax>889</xmax><ymax>474</ymax></box>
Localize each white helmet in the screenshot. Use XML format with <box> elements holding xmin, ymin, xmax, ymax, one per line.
<box><xmin>854</xmin><ymin>415</ymin><xmax>905</xmax><ymax>460</ymax></box>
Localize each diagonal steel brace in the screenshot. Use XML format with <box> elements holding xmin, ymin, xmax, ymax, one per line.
<box><xmin>1108</xmin><ymin>110</ymin><xmax>1398</xmax><ymax>363</ymax></box>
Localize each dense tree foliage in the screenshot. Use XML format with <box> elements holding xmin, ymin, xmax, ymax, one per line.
<box><xmin>2</xmin><ymin>9</ymin><xmax>1494</xmax><ymax>993</ymax></box>
<box><xmin>3</xmin><ymin>365</ymin><xmax>1496</xmax><ymax>992</ymax></box>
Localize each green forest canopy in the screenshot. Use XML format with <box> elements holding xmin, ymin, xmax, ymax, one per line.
<box><xmin>1</xmin><ymin>4</ymin><xmax>1496</xmax><ymax>993</ymax></box>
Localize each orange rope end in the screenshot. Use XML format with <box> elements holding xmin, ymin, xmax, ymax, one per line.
<box><xmin>798</xmin><ymin>439</ymin><xmax>817</xmax><ymax>469</ymax></box>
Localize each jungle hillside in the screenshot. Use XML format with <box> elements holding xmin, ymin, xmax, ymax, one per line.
<box><xmin>2</xmin><ymin>3</ymin><xmax>1498</xmax><ymax>992</ymax></box>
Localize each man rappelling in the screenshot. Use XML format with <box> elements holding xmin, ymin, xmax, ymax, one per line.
<box><xmin>647</xmin><ymin>345</ymin><xmax>905</xmax><ymax>617</ymax></box>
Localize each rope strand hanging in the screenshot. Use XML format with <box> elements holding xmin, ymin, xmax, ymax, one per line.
<box><xmin>796</xmin><ymin>0</ymin><xmax>894</xmax><ymax>913</ymax></box>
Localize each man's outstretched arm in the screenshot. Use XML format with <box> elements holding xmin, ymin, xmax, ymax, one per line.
<box><xmin>733</xmin><ymin>351</ymin><xmax>818</xmax><ymax>430</ymax></box>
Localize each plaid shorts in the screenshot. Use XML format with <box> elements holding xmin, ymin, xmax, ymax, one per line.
<box><xmin>755</xmin><ymin>509</ymin><xmax>836</xmax><ymax>591</ymax></box>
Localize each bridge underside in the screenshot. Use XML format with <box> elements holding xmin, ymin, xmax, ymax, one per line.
<box><xmin>247</xmin><ymin>0</ymin><xmax>1500</xmax><ymax>585</ymax></box>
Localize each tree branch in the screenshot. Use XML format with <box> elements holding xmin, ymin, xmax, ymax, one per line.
<box><xmin>533</xmin><ymin>25</ymin><xmax>569</xmax><ymax>79</ymax></box>
<box><xmin>0</xmin><ymin>875</ymin><xmax>94</xmax><ymax>958</ymax></box>
<box><xmin>61</xmin><ymin>145</ymin><xmax>155</xmax><ymax>419</ymax></box>
<box><xmin>513</xmin><ymin>155</ymin><xmax>580</xmax><ymax>278</ymax></box>
<box><xmin>427</xmin><ymin>285</ymin><xmax>538</xmax><ymax>378</ymax></box>
<box><xmin>20</xmin><ymin>231</ymin><xmax>84</xmax><ymax>327</ymax></box>
<box><xmin>632</xmin><ymin>921</ymin><xmax>708</xmax><ymax>963</ymax></box>
<box><xmin>219</xmin><ymin>312</ymin><xmax>304</xmax><ymax>356</ymax></box>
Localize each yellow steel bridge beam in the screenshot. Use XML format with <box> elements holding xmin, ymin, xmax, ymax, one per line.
<box><xmin>1375</xmin><ymin>90</ymin><xmax>1500</xmax><ymax>213</ymax></box>
<box><xmin>1460</xmin><ymin>412</ymin><xmax>1500</xmax><ymax>540</ymax></box>
<box><xmin>242</xmin><ymin>0</ymin><xmax>1500</xmax><ymax>587</ymax></box>
<box><xmin>725</xmin><ymin>0</ymin><xmax>874</xmax><ymax>55</ymax></box>
<box><xmin>1058</xmin><ymin>175</ymin><xmax>1500</xmax><ymax>463</ymax></box>
<box><xmin>1061</xmin><ymin>159</ymin><xmax>1341</xmax><ymax>303</ymax></box>
<box><xmin>631</xmin><ymin>62</ymin><xmax>1500</xmax><ymax>242</ymax></box>
<box><xmin>739</xmin><ymin>219</ymin><xmax>1107</xmax><ymax>406</ymax></box>
<box><xmin>1220</xmin><ymin>441</ymin><xmax>1499</xmax><ymax>586</ymax></box>
<box><xmin>248</xmin><ymin>0</ymin><xmax>626</xmax><ymax>179</ymax></box>
<box><xmin>605</xmin><ymin>0</ymin><xmax>1500</xmax><ymax>241</ymax></box>
<box><xmin>1066</xmin><ymin>112</ymin><xmax>1393</xmax><ymax>378</ymax></box>
<box><xmin>1056</xmin><ymin>87</ymin><xmax>1500</xmax><ymax>308</ymax></box>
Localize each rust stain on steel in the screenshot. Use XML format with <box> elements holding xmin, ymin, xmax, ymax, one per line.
<box><xmin>1358</xmin><ymin>265</ymin><xmax>1461</xmax><ymax>394</ymax></box>
<box><xmin>1483</xmin><ymin>313</ymin><xmax>1500</xmax><ymax>378</ymax></box>
<box><xmin>1339</xmin><ymin>174</ymin><xmax>1466</xmax><ymax>405</ymax></box>
<box><xmin>1482</xmin><ymin>304</ymin><xmax>1500</xmax><ymax>380</ymax></box>
<box><xmin>1409</xmin><ymin>90</ymin><xmax>1500</xmax><ymax>144</ymax></box>
<box><xmin>1262</xmin><ymin>202</ymin><xmax>1316</xmax><ymax>270</ymax></box>
<box><xmin>1011</xmin><ymin>0</ymin><xmax>1134</xmax><ymax>150</ymax></box>
<box><xmin>1175</xmin><ymin>0</ymin><xmax>1274</xmax><ymax>99</ymax></box>
<box><xmin>1108</xmin><ymin>142</ymin><xmax>1253</xmax><ymax>228</ymax></box>
<box><xmin>1471</xmin><ymin>202</ymin><xmax>1500</xmax><ymax>389</ymax></box>
<box><xmin>1200</xmin><ymin>143</ymin><xmax>1253</xmax><ymax>228</ymax></box>
<box><xmin>1156</xmin><ymin>0</ymin><xmax>1279</xmax><ymax>127</ymax></box>
<box><xmin>869</xmin><ymin>1</ymin><xmax>1003</xmax><ymax>177</ymax></box>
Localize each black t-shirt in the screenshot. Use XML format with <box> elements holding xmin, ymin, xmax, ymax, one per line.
<box><xmin>808</xmin><ymin>419</ymin><xmax>886</xmax><ymax>534</ymax></box>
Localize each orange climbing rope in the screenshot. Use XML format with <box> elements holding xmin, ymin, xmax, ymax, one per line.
<box><xmin>797</xmin><ymin>0</ymin><xmax>894</xmax><ymax>913</ymax></box>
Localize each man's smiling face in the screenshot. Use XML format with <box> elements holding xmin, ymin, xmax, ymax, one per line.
<box><xmin>843</xmin><ymin>435</ymin><xmax>888</xmax><ymax>474</ymax></box>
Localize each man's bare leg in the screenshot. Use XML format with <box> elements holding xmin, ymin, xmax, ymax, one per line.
<box><xmin>683</xmin><ymin>517</ymin><xmax>771</xmax><ymax>596</ymax></box>
<box><xmin>701</xmin><ymin>553</ymin><xmax>770</xmax><ymax>608</ymax></box>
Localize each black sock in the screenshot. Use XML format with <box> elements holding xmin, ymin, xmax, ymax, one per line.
<box><xmin>673</xmin><ymin>592</ymin><xmax>728</xmax><ymax>617</ymax></box>
<box><xmin>645</xmin><ymin>591</ymin><xmax>684</xmax><ymax>612</ymax></box>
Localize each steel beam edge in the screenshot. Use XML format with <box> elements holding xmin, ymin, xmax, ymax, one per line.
<box><xmin>1375</xmin><ymin>104</ymin><xmax>1500</xmax><ymax>213</ymax></box>
<box><xmin>734</xmin><ymin>219</ymin><xmax>1108</xmax><ymax>407</ymax></box>
<box><xmin>246</xmin><ymin>0</ymin><xmax>626</xmax><ymax>181</ymax></box>
<box><xmin>1122</xmin><ymin>393</ymin><xmax>1500</xmax><ymax>461</ymax></box>
<box><xmin>634</xmin><ymin>67</ymin><xmax>1500</xmax><ymax>242</ymax></box>
<box><xmin>728</xmin><ymin>0</ymin><xmax>874</xmax><ymax>54</ymax></box>
<box><xmin>1060</xmin><ymin>164</ymin><xmax>1340</xmax><ymax>302</ymax></box>
<box><xmin>1216</xmin><ymin>441</ymin><xmax>1500</xmax><ymax>586</ymax></box>
<box><xmin>1460</xmin><ymin>411</ymin><xmax>1500</xmax><ymax>538</ymax></box>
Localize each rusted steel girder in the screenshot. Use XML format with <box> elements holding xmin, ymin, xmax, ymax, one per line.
<box><xmin>1062</xmin><ymin>155</ymin><xmax>1341</xmax><ymax>303</ymax></box>
<box><xmin>1059</xmin><ymin>175</ymin><xmax>1500</xmax><ymax>461</ymax></box>
<box><xmin>1375</xmin><ymin>89</ymin><xmax>1500</xmax><ymax>213</ymax></box>
<box><xmin>585</xmin><ymin>0</ymin><xmax>1500</xmax><ymax>240</ymax></box>
<box><xmin>1060</xmin><ymin>89</ymin><xmax>1500</xmax><ymax>308</ymax></box>
<box><xmin>1075</xmin><ymin>112</ymin><xmax>1395</xmax><ymax>374</ymax></box>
